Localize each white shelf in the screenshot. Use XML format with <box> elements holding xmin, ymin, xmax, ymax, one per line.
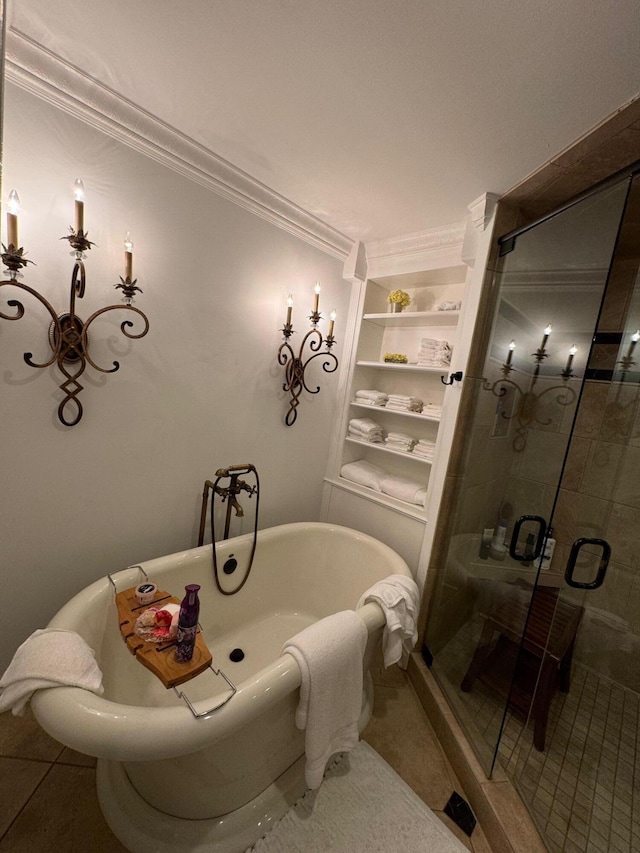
<box><xmin>363</xmin><ymin>310</ymin><xmax>460</xmax><ymax>328</ymax></box>
<box><xmin>356</xmin><ymin>360</ymin><xmax>449</xmax><ymax>373</ymax></box>
<box><xmin>349</xmin><ymin>401</ymin><xmax>441</xmax><ymax>422</ymax></box>
<box><xmin>345</xmin><ymin>436</ymin><xmax>434</xmax><ymax>465</ymax></box>
<box><xmin>325</xmin><ymin>477</ymin><xmax>427</xmax><ymax>521</ymax></box>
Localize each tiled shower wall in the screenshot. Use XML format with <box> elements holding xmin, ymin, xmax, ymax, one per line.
<box><xmin>552</xmin><ymin>182</ymin><xmax>640</xmax><ymax>693</ymax></box>
<box><xmin>427</xmin><ymin>177</ymin><xmax>640</xmax><ymax>691</ymax></box>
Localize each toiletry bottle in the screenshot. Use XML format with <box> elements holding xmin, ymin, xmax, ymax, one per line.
<box><xmin>540</xmin><ymin>528</ymin><xmax>556</xmax><ymax>571</ymax></box>
<box><xmin>175</xmin><ymin>584</ymin><xmax>201</xmax><ymax>662</ymax></box>
<box><xmin>489</xmin><ymin>521</ymin><xmax>507</xmax><ymax>561</ymax></box>
<box><xmin>479</xmin><ymin>528</ymin><xmax>493</xmax><ymax>560</ymax></box>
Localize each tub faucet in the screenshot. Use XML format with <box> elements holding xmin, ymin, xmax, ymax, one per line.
<box><xmin>197</xmin><ymin>464</ymin><xmax>260</xmax><ymax>596</ymax></box>
<box><xmin>213</xmin><ymin>466</ymin><xmax>257</xmax><ymax>534</ymax></box>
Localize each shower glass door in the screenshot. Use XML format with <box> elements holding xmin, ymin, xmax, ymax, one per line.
<box><xmin>424</xmin><ymin>173</ymin><xmax>632</xmax><ymax>791</ymax></box>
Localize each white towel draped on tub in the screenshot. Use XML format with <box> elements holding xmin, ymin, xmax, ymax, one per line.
<box><xmin>357</xmin><ymin>575</ymin><xmax>420</xmax><ymax>668</ymax></box>
<box><xmin>282</xmin><ymin>610</ymin><xmax>368</xmax><ymax>789</ymax></box>
<box><xmin>0</xmin><ymin>629</ymin><xmax>104</xmax><ymax>716</ymax></box>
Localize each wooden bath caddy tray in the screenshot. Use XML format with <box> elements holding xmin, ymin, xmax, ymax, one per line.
<box><xmin>115</xmin><ymin>585</ymin><xmax>212</xmax><ymax>689</ymax></box>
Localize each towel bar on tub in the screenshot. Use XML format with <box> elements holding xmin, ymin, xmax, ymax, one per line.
<box><xmin>173</xmin><ymin>665</ymin><xmax>237</xmax><ymax>718</ymax></box>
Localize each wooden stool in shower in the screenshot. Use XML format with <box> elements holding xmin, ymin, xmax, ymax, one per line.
<box><xmin>461</xmin><ymin>585</ymin><xmax>584</xmax><ymax>751</ymax></box>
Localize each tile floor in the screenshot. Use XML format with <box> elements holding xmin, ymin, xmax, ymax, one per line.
<box><xmin>0</xmin><ymin>660</ymin><xmax>492</xmax><ymax>852</ymax></box>
<box><xmin>436</xmin><ymin>616</ymin><xmax>640</xmax><ymax>853</ymax></box>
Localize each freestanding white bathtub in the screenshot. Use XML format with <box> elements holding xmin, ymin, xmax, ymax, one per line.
<box><xmin>32</xmin><ymin>522</ymin><xmax>413</xmax><ymax>853</ymax></box>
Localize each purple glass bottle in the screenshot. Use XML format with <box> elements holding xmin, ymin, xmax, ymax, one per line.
<box><xmin>175</xmin><ymin>584</ymin><xmax>201</xmax><ymax>662</ymax></box>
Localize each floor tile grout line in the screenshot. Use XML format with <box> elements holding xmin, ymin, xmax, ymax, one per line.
<box><xmin>0</xmin><ymin>752</ymin><xmax>60</xmax><ymax>765</ymax></box>
<box><xmin>0</xmin><ymin>760</ymin><xmax>55</xmax><ymax>845</ymax></box>
<box><xmin>438</xmin><ymin>622</ymin><xmax>640</xmax><ymax>853</ymax></box>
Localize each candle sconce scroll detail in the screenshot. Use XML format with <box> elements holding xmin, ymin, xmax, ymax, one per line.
<box><xmin>482</xmin><ymin>325</ymin><xmax>577</xmax><ymax>452</ymax></box>
<box><xmin>277</xmin><ymin>284</ymin><xmax>338</xmax><ymax>426</ymax></box>
<box><xmin>0</xmin><ymin>183</ymin><xmax>149</xmax><ymax>427</ymax></box>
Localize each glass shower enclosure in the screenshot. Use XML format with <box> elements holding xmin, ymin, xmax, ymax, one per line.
<box><xmin>425</xmin><ymin>165</ymin><xmax>640</xmax><ymax>853</ymax></box>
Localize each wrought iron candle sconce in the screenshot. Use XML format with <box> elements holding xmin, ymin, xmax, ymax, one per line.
<box><xmin>277</xmin><ymin>283</ymin><xmax>338</xmax><ymax>426</ymax></box>
<box><xmin>483</xmin><ymin>324</ymin><xmax>577</xmax><ymax>452</ymax></box>
<box><xmin>616</xmin><ymin>329</ymin><xmax>640</xmax><ymax>377</ymax></box>
<box><xmin>0</xmin><ymin>181</ymin><xmax>149</xmax><ymax>426</ymax></box>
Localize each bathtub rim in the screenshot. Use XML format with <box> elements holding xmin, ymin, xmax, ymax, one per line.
<box><xmin>31</xmin><ymin>521</ymin><xmax>412</xmax><ymax>761</ymax></box>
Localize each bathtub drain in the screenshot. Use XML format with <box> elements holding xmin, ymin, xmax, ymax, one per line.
<box><xmin>229</xmin><ymin>648</ymin><xmax>245</xmax><ymax>662</ymax></box>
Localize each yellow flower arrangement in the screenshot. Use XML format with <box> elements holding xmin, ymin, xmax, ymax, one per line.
<box><xmin>386</xmin><ymin>289</ymin><xmax>411</xmax><ymax>308</ymax></box>
<box><xmin>383</xmin><ymin>352</ymin><xmax>408</xmax><ymax>363</ymax></box>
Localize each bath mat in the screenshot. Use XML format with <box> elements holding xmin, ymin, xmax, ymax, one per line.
<box><xmin>246</xmin><ymin>740</ymin><xmax>468</xmax><ymax>852</ymax></box>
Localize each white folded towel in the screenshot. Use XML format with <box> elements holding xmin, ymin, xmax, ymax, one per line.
<box><xmin>379</xmin><ymin>474</ymin><xmax>427</xmax><ymax>507</ymax></box>
<box><xmin>413</xmin><ymin>444</ymin><xmax>435</xmax><ymax>458</ymax></box>
<box><xmin>282</xmin><ymin>610</ymin><xmax>367</xmax><ymax>789</ymax></box>
<box><xmin>348</xmin><ymin>430</ymin><xmax>384</xmax><ymax>444</ymax></box>
<box><xmin>348</xmin><ymin>418</ymin><xmax>385</xmax><ymax>443</ymax></box>
<box><xmin>348</xmin><ymin>417</ymin><xmax>383</xmax><ymax>436</ymax></box>
<box><xmin>356</xmin><ymin>575</ymin><xmax>420</xmax><ymax>668</ymax></box>
<box><xmin>340</xmin><ymin>460</ymin><xmax>386</xmax><ymax>491</ymax></box>
<box><xmin>355</xmin><ymin>389</ymin><xmax>388</xmax><ymax>403</ymax></box>
<box><xmin>0</xmin><ymin>629</ymin><xmax>104</xmax><ymax>716</ymax></box>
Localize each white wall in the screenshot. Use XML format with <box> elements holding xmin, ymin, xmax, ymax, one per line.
<box><xmin>0</xmin><ymin>82</ymin><xmax>350</xmax><ymax>672</ymax></box>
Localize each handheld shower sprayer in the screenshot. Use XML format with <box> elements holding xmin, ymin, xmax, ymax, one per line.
<box><xmin>197</xmin><ymin>464</ymin><xmax>260</xmax><ymax>595</ymax></box>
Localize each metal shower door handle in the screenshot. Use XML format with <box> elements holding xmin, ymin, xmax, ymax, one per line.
<box><xmin>509</xmin><ymin>515</ymin><xmax>547</xmax><ymax>561</ymax></box>
<box><xmin>564</xmin><ymin>538</ymin><xmax>611</xmax><ymax>590</ymax></box>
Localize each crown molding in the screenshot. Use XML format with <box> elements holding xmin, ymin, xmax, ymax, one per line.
<box><xmin>467</xmin><ymin>193</ymin><xmax>499</xmax><ymax>232</ymax></box>
<box><xmin>364</xmin><ymin>222</ymin><xmax>466</xmax><ymax>279</ymax></box>
<box><xmin>5</xmin><ymin>28</ymin><xmax>354</xmax><ymax>261</ymax></box>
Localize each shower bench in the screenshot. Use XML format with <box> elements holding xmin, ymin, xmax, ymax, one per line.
<box><xmin>461</xmin><ymin>584</ymin><xmax>584</xmax><ymax>751</ymax></box>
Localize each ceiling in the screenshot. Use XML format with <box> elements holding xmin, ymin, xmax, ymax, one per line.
<box><xmin>7</xmin><ymin>0</ymin><xmax>640</xmax><ymax>244</ymax></box>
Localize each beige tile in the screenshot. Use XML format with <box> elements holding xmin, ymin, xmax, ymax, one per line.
<box><xmin>560</xmin><ymin>436</ymin><xmax>591</xmax><ymax>492</ymax></box>
<box><xmin>362</xmin><ymin>683</ymin><xmax>459</xmax><ymax>811</ymax></box>
<box><xmin>0</xmin><ymin>764</ymin><xmax>128</xmax><ymax>852</ymax></box>
<box><xmin>580</xmin><ymin>440</ymin><xmax>626</xmax><ymax>501</ymax></box>
<box><xmin>552</xmin><ymin>488</ymin><xmax>612</xmax><ymax>547</ymax></box>
<box><xmin>601</xmin><ymin>384</ymin><xmax>640</xmax><ymax>444</ymax></box>
<box><xmin>481</xmin><ymin>778</ymin><xmax>549</xmax><ymax>853</ymax></box>
<box><xmin>0</xmin><ymin>757</ymin><xmax>50</xmax><ymax>837</ymax></box>
<box><xmin>509</xmin><ymin>429</ymin><xmax>569</xmax><ymax>487</ymax></box>
<box><xmin>468</xmin><ymin>820</ymin><xmax>496</xmax><ymax>853</ymax></box>
<box><xmin>611</xmin><ymin>444</ymin><xmax>640</xmax><ymax>508</ymax></box>
<box><xmin>56</xmin><ymin>747</ymin><xmax>97</xmax><ymax>768</ymax></box>
<box><xmin>502</xmin><ymin>163</ymin><xmax>567</xmax><ymax>206</ymax></box>
<box><xmin>504</xmin><ymin>478</ymin><xmax>555</xmax><ymax>524</ymax></box>
<box><xmin>606</xmin><ymin>503</ymin><xmax>640</xmax><ymax>567</ymax></box>
<box><xmin>597</xmin><ymin>262</ymin><xmax>637</xmax><ymax>331</ymax></box>
<box><xmin>520</xmin><ymin>170</ymin><xmax>602</xmax><ymax>220</ymax></box>
<box><xmin>551</xmin><ymin>100</ymin><xmax>640</xmax><ymax>169</ymax></box>
<box><xmin>433</xmin><ymin>809</ymin><xmax>473</xmax><ymax>851</ymax></box>
<box><xmin>370</xmin><ymin>645</ymin><xmax>410</xmax><ymax>689</ymax></box>
<box><xmin>0</xmin><ymin>707</ymin><xmax>64</xmax><ymax>763</ymax></box>
<box><xmin>589</xmin><ymin>342</ymin><xmax>619</xmax><ymax>373</ymax></box>
<box><xmin>566</xmin><ymin>127</ymin><xmax>640</xmax><ymax>184</ymax></box>
<box><xmin>573</xmin><ymin>382</ymin><xmax>609</xmax><ymax>439</ymax></box>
